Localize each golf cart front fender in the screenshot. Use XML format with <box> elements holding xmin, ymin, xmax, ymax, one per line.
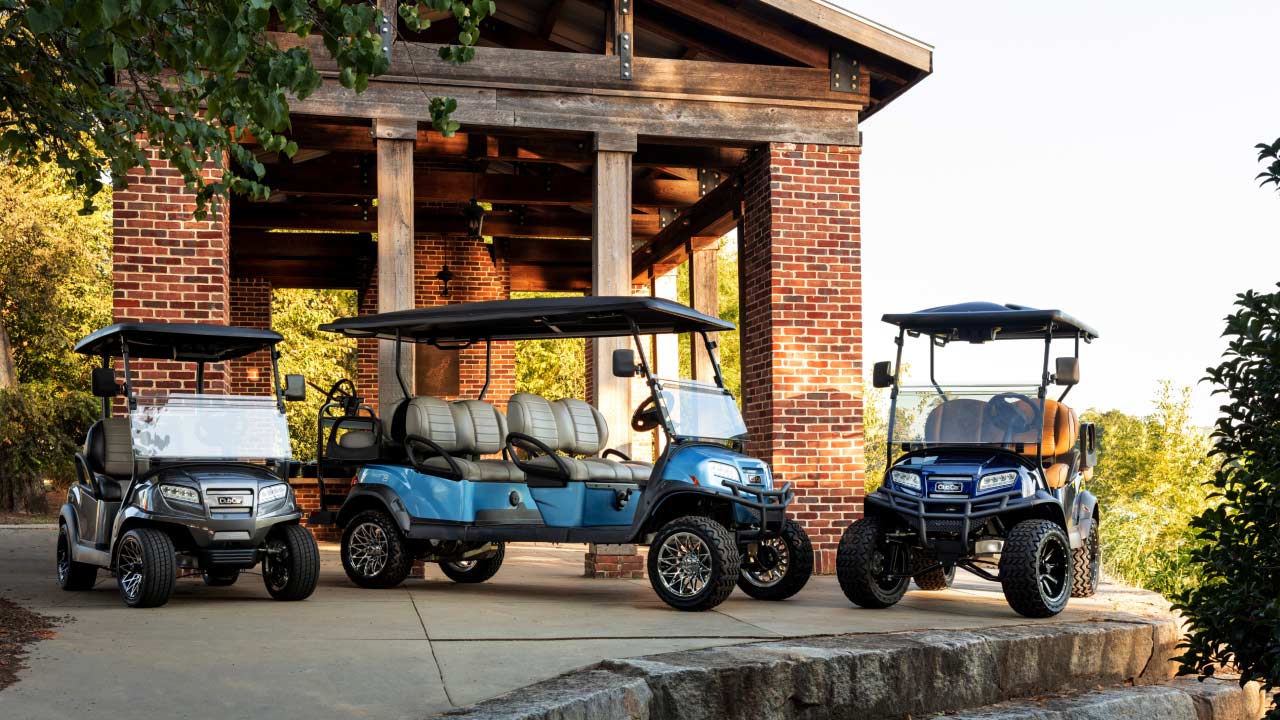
<box><xmin>1072</xmin><ymin>489</ymin><xmax>1098</xmax><ymax>544</ymax></box>
<box><xmin>335</xmin><ymin>483</ymin><xmax>413</xmax><ymax>534</ymax></box>
<box><xmin>640</xmin><ymin>481</ymin><xmax>793</xmax><ymax>541</ymax></box>
<box><xmin>866</xmin><ymin>485</ymin><xmax>1067</xmax><ymax>543</ymax></box>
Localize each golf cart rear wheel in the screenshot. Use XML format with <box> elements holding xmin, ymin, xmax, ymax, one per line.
<box><xmin>342</xmin><ymin>509</ymin><xmax>413</xmax><ymax>589</ymax></box>
<box><xmin>911</xmin><ymin>549</ymin><xmax>956</xmax><ymax>591</ymax></box>
<box><xmin>1000</xmin><ymin>519</ymin><xmax>1072</xmax><ymax>618</ymax></box>
<box><xmin>115</xmin><ymin>528</ymin><xmax>176</xmax><ymax>608</ymax></box>
<box><xmin>202</xmin><ymin>568</ymin><xmax>240</xmax><ymax>586</ymax></box>
<box><xmin>263</xmin><ymin>524</ymin><xmax>320</xmax><ymax>601</ymax></box>
<box><xmin>1071</xmin><ymin>521</ymin><xmax>1101</xmax><ymax>598</ymax></box>
<box><xmin>737</xmin><ymin>519</ymin><xmax>813</xmax><ymax>601</ymax></box>
<box><xmin>57</xmin><ymin>524</ymin><xmax>97</xmax><ymax>591</ymax></box>
<box><xmin>648</xmin><ymin>516</ymin><xmax>741</xmax><ymax>612</ymax></box>
<box><xmin>836</xmin><ymin>516</ymin><xmax>910</xmax><ymax>608</ymax></box>
<box><xmin>440</xmin><ymin>543</ymin><xmax>505</xmax><ymax>583</ymax></box>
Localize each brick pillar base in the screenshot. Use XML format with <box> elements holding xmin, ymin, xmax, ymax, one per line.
<box><xmin>584</xmin><ymin>544</ymin><xmax>644</xmax><ymax>579</ymax></box>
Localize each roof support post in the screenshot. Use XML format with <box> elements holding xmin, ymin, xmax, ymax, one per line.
<box><xmin>689</xmin><ymin>241</ymin><xmax>719</xmax><ymax>382</ymax></box>
<box><xmin>591</xmin><ymin>131</ymin><xmax>636</xmax><ymax>457</ymax></box>
<box><xmin>650</xmin><ymin>267</ymin><xmax>679</xmax><ymax>452</ymax></box>
<box><xmin>374</xmin><ymin>118</ymin><xmax>418</xmax><ymax>416</ymax></box>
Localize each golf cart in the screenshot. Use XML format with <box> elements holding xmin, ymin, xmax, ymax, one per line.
<box><xmin>310</xmin><ymin>296</ymin><xmax>812</xmax><ymax>611</ymax></box>
<box><xmin>57</xmin><ymin>323</ymin><xmax>320</xmax><ymax>608</ymax></box>
<box><xmin>837</xmin><ymin>302</ymin><xmax>1101</xmax><ymax>618</ymax></box>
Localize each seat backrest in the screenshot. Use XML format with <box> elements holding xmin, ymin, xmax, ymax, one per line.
<box><xmin>391</xmin><ymin>396</ymin><xmax>465</xmax><ymax>454</ymax></box>
<box><xmin>923</xmin><ymin>399</ymin><xmax>987</xmax><ymax>444</ymax></box>
<box><xmin>85</xmin><ymin>417</ymin><xmax>134</xmax><ymax>478</ymax></box>
<box><xmin>552</xmin><ymin>399</ymin><xmax>608</xmax><ymax>457</ymax></box>
<box><xmin>507</xmin><ymin>393</ymin><xmax>563</xmax><ymax>449</ymax></box>
<box><xmin>1039</xmin><ymin>400</ymin><xmax>1079</xmax><ymax>457</ymax></box>
<box><xmin>451</xmin><ymin>400</ymin><xmax>509</xmax><ymax>457</ymax></box>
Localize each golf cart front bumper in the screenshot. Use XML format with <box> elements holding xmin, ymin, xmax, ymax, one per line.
<box><xmin>867</xmin><ymin>485</ymin><xmax>1026</xmax><ymax>544</ymax></box>
<box><xmin>721</xmin><ymin>479</ymin><xmax>794</xmax><ymax>540</ymax></box>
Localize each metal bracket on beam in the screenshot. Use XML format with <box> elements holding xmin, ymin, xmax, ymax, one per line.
<box><xmin>378</xmin><ymin>10</ymin><xmax>394</xmax><ymax>63</ymax></box>
<box><xmin>697</xmin><ymin>168</ymin><xmax>723</xmax><ymax>197</ymax></box>
<box><xmin>830</xmin><ymin>48</ymin><xmax>858</xmax><ymax>93</ymax></box>
<box><xmin>619</xmin><ymin>32</ymin><xmax>633</xmax><ymax>80</ymax></box>
<box><xmin>658</xmin><ymin>208</ymin><xmax>679</xmax><ymax>229</ymax></box>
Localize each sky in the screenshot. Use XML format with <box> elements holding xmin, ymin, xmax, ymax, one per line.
<box><xmin>832</xmin><ymin>0</ymin><xmax>1280</xmax><ymax>424</ymax></box>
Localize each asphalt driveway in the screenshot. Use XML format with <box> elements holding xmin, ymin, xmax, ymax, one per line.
<box><xmin>0</xmin><ymin>527</ymin><xmax>1169</xmax><ymax>719</ymax></box>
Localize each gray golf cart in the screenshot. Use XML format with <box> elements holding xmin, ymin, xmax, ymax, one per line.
<box><xmin>57</xmin><ymin>323</ymin><xmax>319</xmax><ymax>607</ymax></box>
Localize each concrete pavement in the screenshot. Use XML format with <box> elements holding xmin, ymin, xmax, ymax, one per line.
<box><xmin>0</xmin><ymin>527</ymin><xmax>1171</xmax><ymax>719</ymax></box>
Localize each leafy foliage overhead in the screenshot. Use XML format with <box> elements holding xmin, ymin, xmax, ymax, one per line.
<box><xmin>1</xmin><ymin>0</ymin><xmax>492</xmax><ymax>216</ymax></box>
<box><xmin>1256</xmin><ymin>138</ymin><xmax>1280</xmax><ymax>192</ymax></box>
<box><xmin>1174</xmin><ymin>285</ymin><xmax>1280</xmax><ymax>717</ymax></box>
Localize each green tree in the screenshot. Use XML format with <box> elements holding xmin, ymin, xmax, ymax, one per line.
<box><xmin>1256</xmin><ymin>139</ymin><xmax>1280</xmax><ymax>192</ymax></box>
<box><xmin>1</xmin><ymin>0</ymin><xmax>492</xmax><ymax>216</ymax></box>
<box><xmin>676</xmin><ymin>236</ymin><xmax>740</xmax><ymax>398</ymax></box>
<box><xmin>0</xmin><ymin>162</ymin><xmax>111</xmax><ymax>388</ymax></box>
<box><xmin>0</xmin><ymin>382</ymin><xmax>97</xmax><ymax>511</ymax></box>
<box><xmin>512</xmin><ymin>291</ymin><xmax>586</xmax><ymax>401</ymax></box>
<box><xmin>1174</xmin><ymin>286</ymin><xmax>1280</xmax><ymax>717</ymax></box>
<box><xmin>272</xmin><ymin>288</ymin><xmax>357</xmax><ymax>460</ymax></box>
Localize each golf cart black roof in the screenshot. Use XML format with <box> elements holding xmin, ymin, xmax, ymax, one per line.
<box><xmin>882</xmin><ymin>302</ymin><xmax>1099</xmax><ymax>342</ymax></box>
<box><xmin>320</xmin><ymin>296</ymin><xmax>734</xmax><ymax>343</ymax></box>
<box><xmin>74</xmin><ymin>323</ymin><xmax>284</xmax><ymax>362</ymax></box>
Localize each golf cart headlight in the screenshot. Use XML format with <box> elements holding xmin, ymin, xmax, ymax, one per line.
<box><xmin>890</xmin><ymin>469</ymin><xmax>922</xmax><ymax>493</ymax></box>
<box><xmin>707</xmin><ymin>461</ymin><xmax>742</xmax><ymax>486</ymax></box>
<box><xmin>159</xmin><ymin>484</ymin><xmax>201</xmax><ymax>505</ymax></box>
<box><xmin>978</xmin><ymin>471</ymin><xmax>1019</xmax><ymax>492</ymax></box>
<box><xmin>259</xmin><ymin>483</ymin><xmax>289</xmax><ymax>505</ymax></box>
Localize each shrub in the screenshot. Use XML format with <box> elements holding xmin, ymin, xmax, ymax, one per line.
<box><xmin>0</xmin><ymin>383</ymin><xmax>97</xmax><ymax>511</ymax></box>
<box><xmin>1175</xmin><ymin>286</ymin><xmax>1280</xmax><ymax>717</ymax></box>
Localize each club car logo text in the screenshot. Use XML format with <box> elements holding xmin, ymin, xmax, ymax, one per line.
<box><xmin>216</xmin><ymin>496</ymin><xmax>244</xmax><ymax>506</ymax></box>
<box><xmin>932</xmin><ymin>481</ymin><xmax>963</xmax><ymax>494</ymax></box>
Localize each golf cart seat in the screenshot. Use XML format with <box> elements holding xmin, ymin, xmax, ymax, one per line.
<box><xmin>83</xmin><ymin>418</ymin><xmax>133</xmax><ymax>501</ymax></box>
<box><xmin>506</xmin><ymin>393</ymin><xmax>651</xmax><ymax>483</ymax></box>
<box><xmin>391</xmin><ymin>396</ymin><xmax>525</xmax><ymax>482</ymax></box>
<box><xmin>924</xmin><ymin>398</ymin><xmax>1079</xmax><ymax>489</ymax></box>
<box><xmin>924</xmin><ymin>398</ymin><xmax>988</xmax><ymax>444</ymax></box>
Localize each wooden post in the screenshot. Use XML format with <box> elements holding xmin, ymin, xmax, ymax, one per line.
<box><xmin>591</xmin><ymin>131</ymin><xmax>636</xmax><ymax>456</ymax></box>
<box><xmin>374</xmin><ymin>118</ymin><xmax>417</xmax><ymax>416</ymax></box>
<box><xmin>651</xmin><ymin>268</ymin><xmax>679</xmax><ymax>451</ymax></box>
<box><xmin>689</xmin><ymin>242</ymin><xmax>719</xmax><ymax>382</ymax></box>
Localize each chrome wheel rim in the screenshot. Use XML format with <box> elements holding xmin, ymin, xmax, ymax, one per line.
<box><xmin>264</xmin><ymin>537</ymin><xmax>289</xmax><ymax>591</ymax></box>
<box><xmin>348</xmin><ymin>522</ymin><xmax>389</xmax><ymax>577</ymax></box>
<box><xmin>56</xmin><ymin>531</ymin><xmax>70</xmax><ymax>583</ymax></box>
<box><xmin>656</xmin><ymin>531</ymin><xmax>712</xmax><ymax>598</ymax></box>
<box><xmin>446</xmin><ymin>560</ymin><xmax>476</xmax><ymax>572</ymax></box>
<box><xmin>117</xmin><ymin>536</ymin><xmax>144</xmax><ymax>601</ymax></box>
<box><xmin>1038</xmin><ymin>535</ymin><xmax>1069</xmax><ymax>601</ymax></box>
<box><xmin>741</xmin><ymin>537</ymin><xmax>789</xmax><ymax>587</ymax></box>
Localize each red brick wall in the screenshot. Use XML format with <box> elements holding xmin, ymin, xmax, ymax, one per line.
<box><xmin>112</xmin><ymin>148</ymin><xmax>230</xmax><ymax>395</ymax></box>
<box><xmin>228</xmin><ymin>277</ymin><xmax>273</xmax><ymax>395</ymax></box>
<box><xmin>739</xmin><ymin>142</ymin><xmax>865</xmax><ymax>574</ymax></box>
<box><xmin>292</xmin><ymin>478</ymin><xmax>352</xmax><ymax>543</ymax></box>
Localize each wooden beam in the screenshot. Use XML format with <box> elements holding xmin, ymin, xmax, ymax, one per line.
<box><xmin>375</xmin><ymin>119</ymin><xmax>416</xmax><ymax>415</ymax></box>
<box><xmin>632</xmin><ymin>176</ymin><xmax>739</xmax><ymax>282</ymax></box>
<box><xmin>688</xmin><ymin>243</ymin><xmax>719</xmax><ymax>380</ymax></box>
<box><xmin>640</xmin><ymin>0</ymin><xmax>828</xmax><ymax>68</ymax></box>
<box><xmin>753</xmin><ymin>0</ymin><xmax>933</xmax><ymax>72</ymax></box>
<box><xmin>540</xmin><ymin>0</ymin><xmax>566</xmax><ymax>38</ymax></box>
<box><xmin>592</xmin><ymin>132</ymin><xmax>635</xmax><ymax>456</ymax></box>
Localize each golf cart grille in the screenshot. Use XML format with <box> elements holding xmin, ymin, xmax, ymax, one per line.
<box><xmin>926</xmin><ymin>519</ymin><xmax>964</xmax><ymax>535</ymax></box>
<box><xmin>205</xmin><ymin>548</ymin><xmax>258</xmax><ymax>567</ymax></box>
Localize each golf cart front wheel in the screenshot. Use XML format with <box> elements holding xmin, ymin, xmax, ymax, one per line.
<box><xmin>57</xmin><ymin>524</ymin><xmax>97</xmax><ymax>591</ymax></box>
<box><xmin>737</xmin><ymin>519</ymin><xmax>813</xmax><ymax>601</ymax></box>
<box><xmin>263</xmin><ymin>524</ymin><xmax>320</xmax><ymax>601</ymax></box>
<box><xmin>115</xmin><ymin>528</ymin><xmax>176</xmax><ymax>608</ymax></box>
<box><xmin>836</xmin><ymin>516</ymin><xmax>910</xmax><ymax>608</ymax></box>
<box><xmin>440</xmin><ymin>543</ymin><xmax>505</xmax><ymax>583</ymax></box>
<box><xmin>648</xmin><ymin>516</ymin><xmax>741</xmax><ymax>611</ymax></box>
<box><xmin>911</xmin><ymin>549</ymin><xmax>956</xmax><ymax>591</ymax></box>
<box><xmin>1000</xmin><ymin>519</ymin><xmax>1072</xmax><ymax>618</ymax></box>
<box><xmin>1071</xmin><ymin>521</ymin><xmax>1101</xmax><ymax>598</ymax></box>
<box><xmin>202</xmin><ymin>568</ymin><xmax>240</xmax><ymax>586</ymax></box>
<box><xmin>341</xmin><ymin>509</ymin><xmax>413</xmax><ymax>588</ymax></box>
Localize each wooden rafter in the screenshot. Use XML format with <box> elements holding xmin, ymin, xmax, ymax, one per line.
<box><xmin>631</xmin><ymin>173</ymin><xmax>740</xmax><ymax>282</ymax></box>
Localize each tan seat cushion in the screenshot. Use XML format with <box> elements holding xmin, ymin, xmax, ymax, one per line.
<box><xmin>1044</xmin><ymin>463</ymin><xmax>1069</xmax><ymax>489</ymax></box>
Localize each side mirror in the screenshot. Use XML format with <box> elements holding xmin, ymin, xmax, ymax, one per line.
<box><xmin>1054</xmin><ymin>357</ymin><xmax>1080</xmax><ymax>386</ymax></box>
<box><xmin>612</xmin><ymin>349</ymin><xmax>638</xmax><ymax>378</ymax></box>
<box><xmin>871</xmin><ymin>361</ymin><xmax>894</xmax><ymax>389</ymax></box>
<box><xmin>283</xmin><ymin>374</ymin><xmax>307</xmax><ymax>401</ymax></box>
<box><xmin>91</xmin><ymin>367</ymin><xmax>119</xmax><ymax>398</ymax></box>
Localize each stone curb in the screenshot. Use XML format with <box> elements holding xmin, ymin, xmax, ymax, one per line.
<box><xmin>946</xmin><ymin>677</ymin><xmax>1269</xmax><ymax>720</ymax></box>
<box><xmin>437</xmin><ymin>614</ymin><xmax>1182</xmax><ymax>720</ymax></box>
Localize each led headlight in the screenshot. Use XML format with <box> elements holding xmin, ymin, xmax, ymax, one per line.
<box><xmin>707</xmin><ymin>461</ymin><xmax>742</xmax><ymax>486</ymax></box>
<box><xmin>977</xmin><ymin>471</ymin><xmax>1019</xmax><ymax>492</ymax></box>
<box><xmin>159</xmin><ymin>484</ymin><xmax>201</xmax><ymax>505</ymax></box>
<box><xmin>890</xmin><ymin>469</ymin><xmax>922</xmax><ymax>493</ymax></box>
<box><xmin>259</xmin><ymin>483</ymin><xmax>289</xmax><ymax>505</ymax></box>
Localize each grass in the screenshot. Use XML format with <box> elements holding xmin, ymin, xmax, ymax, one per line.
<box><xmin>0</xmin><ymin>512</ymin><xmax>58</xmax><ymax>525</ymax></box>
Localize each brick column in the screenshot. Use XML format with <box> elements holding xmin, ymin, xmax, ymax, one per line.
<box><xmin>112</xmin><ymin>148</ymin><xmax>230</xmax><ymax>395</ymax></box>
<box><xmin>740</xmin><ymin>142</ymin><xmax>864</xmax><ymax>575</ymax></box>
<box><xmin>228</xmin><ymin>277</ymin><xmax>273</xmax><ymax>395</ymax></box>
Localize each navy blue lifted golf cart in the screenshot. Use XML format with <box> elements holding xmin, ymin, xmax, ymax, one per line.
<box><xmin>58</xmin><ymin>323</ymin><xmax>319</xmax><ymax>608</ymax></box>
<box><xmin>837</xmin><ymin>303</ymin><xmax>1102</xmax><ymax>618</ymax></box>
<box><xmin>308</xmin><ymin>296</ymin><xmax>812</xmax><ymax>611</ymax></box>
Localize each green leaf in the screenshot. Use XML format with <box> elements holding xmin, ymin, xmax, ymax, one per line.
<box><xmin>25</xmin><ymin>3</ymin><xmax>61</xmax><ymax>34</ymax></box>
<box><xmin>111</xmin><ymin>42</ymin><xmax>128</xmax><ymax>69</ymax></box>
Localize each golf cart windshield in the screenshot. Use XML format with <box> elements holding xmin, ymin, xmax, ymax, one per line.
<box><xmin>131</xmin><ymin>394</ymin><xmax>292</xmax><ymax>460</ymax></box>
<box><xmin>657</xmin><ymin>378</ymin><xmax>747</xmax><ymax>441</ymax></box>
<box><xmin>891</xmin><ymin>386</ymin><xmax>1045</xmax><ymax>450</ymax></box>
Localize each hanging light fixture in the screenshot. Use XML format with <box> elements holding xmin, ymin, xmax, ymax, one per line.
<box><xmin>436</xmin><ymin>265</ymin><xmax>455</xmax><ymax>298</ymax></box>
<box><xmin>464</xmin><ymin>198</ymin><xmax>486</xmax><ymax>240</ymax></box>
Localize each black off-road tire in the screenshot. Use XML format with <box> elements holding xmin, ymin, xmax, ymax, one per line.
<box><xmin>1071</xmin><ymin>521</ymin><xmax>1101</xmax><ymax>598</ymax></box>
<box><xmin>263</xmin><ymin>524</ymin><xmax>320</xmax><ymax>601</ymax></box>
<box><xmin>341</xmin><ymin>509</ymin><xmax>413</xmax><ymax>589</ymax></box>
<box><xmin>440</xmin><ymin>543</ymin><xmax>505</xmax><ymax>583</ymax></box>
<box><xmin>1000</xmin><ymin>519</ymin><xmax>1073</xmax><ymax>618</ymax></box>
<box><xmin>115</xmin><ymin>528</ymin><xmax>176</xmax><ymax>608</ymax></box>
<box><xmin>836</xmin><ymin>516</ymin><xmax>910</xmax><ymax>608</ymax></box>
<box><xmin>202</xmin><ymin>568</ymin><xmax>240</xmax><ymax>587</ymax></box>
<box><xmin>737</xmin><ymin>519</ymin><xmax>814</xmax><ymax>601</ymax></box>
<box><xmin>911</xmin><ymin>549</ymin><xmax>956</xmax><ymax>591</ymax></box>
<box><xmin>647</xmin><ymin>516</ymin><xmax>741</xmax><ymax>612</ymax></box>
<box><xmin>57</xmin><ymin>524</ymin><xmax>97</xmax><ymax>591</ymax></box>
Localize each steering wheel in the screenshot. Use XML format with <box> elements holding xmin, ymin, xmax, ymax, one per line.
<box><xmin>984</xmin><ymin>392</ymin><xmax>1038</xmax><ymax>442</ymax></box>
<box><xmin>323</xmin><ymin>379</ymin><xmax>361</xmax><ymax>416</ymax></box>
<box><xmin>631</xmin><ymin>396</ymin><xmax>662</xmax><ymax>432</ymax></box>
